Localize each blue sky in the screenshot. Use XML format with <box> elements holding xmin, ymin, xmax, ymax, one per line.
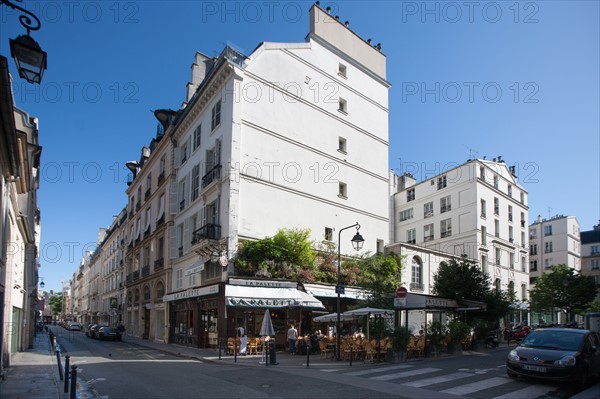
<box><xmin>1</xmin><ymin>1</ymin><xmax>598</xmax><ymax>293</ymax></box>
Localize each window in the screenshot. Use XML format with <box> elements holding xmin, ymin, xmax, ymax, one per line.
<box><xmin>521</xmin><ymin>256</ymin><xmax>526</xmax><ymax>272</ymax></box>
<box><xmin>338</xmin><ymin>137</ymin><xmax>347</xmax><ymax>153</ymax></box>
<box><xmin>508</xmin><ymin>205</ymin><xmax>513</xmax><ymax>222</ymax></box>
<box><xmin>191</xmin><ymin>164</ymin><xmax>200</xmax><ymax>202</ymax></box>
<box><xmin>507</xmin><ymin>184</ymin><xmax>512</xmax><ymax>197</ymax></box>
<box><xmin>480</xmin><ymin>199</ymin><xmax>486</xmax><ymax>218</ymax></box>
<box><xmin>520</xmin><ymin>192</ymin><xmax>525</xmax><ymax>204</ymax></box>
<box><xmin>211</xmin><ymin>99</ymin><xmax>221</xmax><ymax>130</ymax></box>
<box><xmin>509</xmin><ymin>226</ymin><xmax>514</xmax><ymax>242</ymax></box>
<box><xmin>530</xmin><ymin>244</ymin><xmax>537</xmax><ymax>255</ymax></box>
<box><xmin>481</xmin><ymin>226</ymin><xmax>487</xmax><ymax>245</ymax></box>
<box><xmin>521</xmin><ymin>284</ymin><xmax>527</xmax><ymax>301</ymax></box>
<box><xmin>530</xmin><ymin>260</ymin><xmax>537</xmax><ymax>271</ymax></box>
<box><xmin>544</xmin><ymin>225</ymin><xmax>552</xmax><ymax>236</ymax></box>
<box><xmin>440</xmin><ymin>196</ymin><xmax>451</xmax><ymax>213</ymax></box>
<box><xmin>146</xmin><ymin>174</ymin><xmax>152</xmax><ymax>197</ymax></box>
<box><xmin>399</xmin><ymin>208</ymin><xmax>413</xmax><ymax>221</ymax></box>
<box><xmin>521</xmin><ymin>232</ymin><xmax>525</xmax><ymax>247</ymax></box>
<box><xmin>495</xmin><ymin>219</ymin><xmax>500</xmax><ymax>238</ymax></box>
<box><xmin>338</xmin><ymin>63</ymin><xmax>347</xmax><ymax>78</ymax></box>
<box><xmin>479</xmin><ymin>166</ymin><xmax>485</xmax><ymax>181</ymax></box>
<box><xmin>437</xmin><ymin>175</ymin><xmax>447</xmax><ymax>190</ymax></box>
<box><xmin>424</xmin><ymin>202</ymin><xmax>434</xmax><ymax>218</ymax></box>
<box><xmin>592</xmin><ymin>245</ymin><xmax>599</xmax><ymax>255</ymax></box>
<box><xmin>324</xmin><ymin>227</ymin><xmax>333</xmax><ymax>241</ymax></box>
<box><xmin>411</xmin><ymin>257</ymin><xmax>422</xmax><ymax>288</ymax></box>
<box><xmin>376</xmin><ymin>239</ymin><xmax>384</xmax><ymax>254</ymax></box>
<box><xmin>181</xmin><ymin>141</ymin><xmax>188</xmax><ymax>164</ymax></box>
<box><xmin>544</xmin><ymin>258</ymin><xmax>551</xmax><ymax>269</ymax></box>
<box><xmin>424</xmin><ymin>224</ymin><xmax>434</xmax><ymax>242</ymax></box>
<box><xmin>406</xmin><ymin>229</ymin><xmax>416</xmax><ymax>244</ymax></box>
<box><xmin>494</xmin><ymin>278</ymin><xmax>501</xmax><ymax>291</ymax></box>
<box><xmin>441</xmin><ymin>218</ymin><xmax>452</xmax><ymax>238</ymax></box>
<box><xmin>493</xmin><ymin>175</ymin><xmax>499</xmax><ymax>189</ymax></box>
<box><xmin>481</xmin><ymin>255</ymin><xmax>488</xmax><ymax>274</ymax></box>
<box><xmin>495</xmin><ymin>248</ymin><xmax>502</xmax><ymax>266</ymax></box>
<box><xmin>159</xmin><ymin>156</ymin><xmax>166</xmax><ymax>182</ymax></box>
<box><xmin>530</xmin><ymin>228</ymin><xmax>537</xmax><ymax>239</ymax></box>
<box><xmin>193</xmin><ymin>124</ymin><xmax>201</xmax><ymax>150</ymax></box>
<box><xmin>406</xmin><ymin>188</ymin><xmax>415</xmax><ymax>202</ymax></box>
<box><xmin>510</xmin><ymin>252</ymin><xmax>515</xmax><ymax>269</ymax></box>
<box><xmin>338</xmin><ymin>182</ymin><xmax>347</xmax><ymax>198</ymax></box>
<box><xmin>338</xmin><ymin>98</ymin><xmax>347</xmax><ymax>114</ymax></box>
<box><xmin>520</xmin><ymin>212</ymin><xmax>526</xmax><ymax>227</ymax></box>
<box><xmin>592</xmin><ymin>259</ymin><xmax>599</xmax><ymax>270</ymax></box>
<box><xmin>494</xmin><ymin>197</ymin><xmax>499</xmax><ymax>215</ymax></box>
<box><xmin>545</xmin><ymin>241</ymin><xmax>553</xmax><ymax>253</ymax></box>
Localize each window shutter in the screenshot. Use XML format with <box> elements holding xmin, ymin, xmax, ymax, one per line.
<box><xmin>216</xmin><ymin>139</ymin><xmax>222</xmax><ymax>164</ymax></box>
<box><xmin>169</xmin><ymin>181</ymin><xmax>179</xmax><ymax>215</ymax></box>
<box><xmin>174</xmin><ymin>144</ymin><xmax>181</xmax><ymax>168</ymax></box>
<box><xmin>185</xmin><ymin>171</ymin><xmax>191</xmax><ymax>208</ymax></box>
<box><xmin>168</xmin><ymin>225</ymin><xmax>177</xmax><ymax>259</ymax></box>
<box><xmin>183</xmin><ymin>218</ymin><xmax>191</xmax><ymax>254</ymax></box>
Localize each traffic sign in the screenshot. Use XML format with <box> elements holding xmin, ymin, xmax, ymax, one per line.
<box><xmin>396</xmin><ymin>287</ymin><xmax>407</xmax><ymax>298</ymax></box>
<box><xmin>335</xmin><ymin>285</ymin><xmax>345</xmax><ymax>294</ymax></box>
<box><xmin>394</xmin><ymin>297</ymin><xmax>406</xmax><ymax>308</ymax></box>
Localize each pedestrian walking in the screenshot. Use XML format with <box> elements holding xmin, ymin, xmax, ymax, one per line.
<box><xmin>287</xmin><ymin>324</ymin><xmax>298</xmax><ymax>355</ymax></box>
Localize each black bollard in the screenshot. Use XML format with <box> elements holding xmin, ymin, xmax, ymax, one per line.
<box><xmin>306</xmin><ymin>341</ymin><xmax>310</xmax><ymax>367</ymax></box>
<box><xmin>350</xmin><ymin>343</ymin><xmax>353</xmax><ymax>366</ymax></box>
<box><xmin>64</xmin><ymin>356</ymin><xmax>70</xmax><ymax>393</ymax></box>
<box><xmin>234</xmin><ymin>339</ymin><xmax>237</xmax><ymax>363</ymax></box>
<box><xmin>218</xmin><ymin>339</ymin><xmax>222</xmax><ymax>360</ymax></box>
<box><xmin>56</xmin><ymin>351</ymin><xmax>63</xmax><ymax>381</ymax></box>
<box><xmin>70</xmin><ymin>365</ymin><xmax>77</xmax><ymax>399</ymax></box>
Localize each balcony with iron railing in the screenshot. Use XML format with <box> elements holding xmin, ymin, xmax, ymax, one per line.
<box><xmin>192</xmin><ymin>224</ymin><xmax>221</xmax><ymax>244</ymax></box>
<box><xmin>441</xmin><ymin>230</ymin><xmax>452</xmax><ymax>238</ymax></box>
<box><xmin>158</xmin><ymin>171</ymin><xmax>165</xmax><ymax>185</ymax></box>
<box><xmin>133</xmin><ymin>270</ymin><xmax>140</xmax><ymax>280</ymax></box>
<box><xmin>126</xmin><ymin>274</ymin><xmax>132</xmax><ymax>283</ymax></box>
<box><xmin>142</xmin><ymin>265</ymin><xmax>150</xmax><ymax>277</ymax></box>
<box><xmin>424</xmin><ymin>235</ymin><xmax>434</xmax><ymax>242</ymax></box>
<box><xmin>154</xmin><ymin>258</ymin><xmax>164</xmax><ymax>270</ymax></box>
<box><xmin>202</xmin><ymin>165</ymin><xmax>222</xmax><ymax>188</ymax></box>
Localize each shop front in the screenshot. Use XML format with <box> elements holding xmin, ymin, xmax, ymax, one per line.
<box><xmin>163</xmin><ymin>284</ymin><xmax>221</xmax><ymax>348</ymax></box>
<box><xmin>224</xmin><ymin>278</ymin><xmax>325</xmax><ymax>347</ymax></box>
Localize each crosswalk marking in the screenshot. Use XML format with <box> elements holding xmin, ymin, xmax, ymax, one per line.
<box><xmin>402</xmin><ymin>371</ymin><xmax>472</xmax><ymax>387</ymax></box>
<box><xmin>491</xmin><ymin>383</ymin><xmax>553</xmax><ymax>399</ymax></box>
<box><xmin>344</xmin><ymin>364</ymin><xmax>413</xmax><ymax>377</ymax></box>
<box><xmin>370</xmin><ymin>367</ymin><xmax>441</xmax><ymax>381</ymax></box>
<box><xmin>440</xmin><ymin>376</ymin><xmax>510</xmax><ymax>395</ymax></box>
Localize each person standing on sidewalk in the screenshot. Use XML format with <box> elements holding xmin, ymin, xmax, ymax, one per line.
<box><xmin>287</xmin><ymin>324</ymin><xmax>298</xmax><ymax>355</ymax></box>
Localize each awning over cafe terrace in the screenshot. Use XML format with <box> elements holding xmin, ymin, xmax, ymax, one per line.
<box><xmin>403</xmin><ymin>293</ymin><xmax>486</xmax><ymax>312</ymax></box>
<box><xmin>225</xmin><ymin>283</ymin><xmax>325</xmax><ymax>309</ymax></box>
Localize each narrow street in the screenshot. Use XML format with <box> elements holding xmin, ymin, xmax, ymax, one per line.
<box><xmin>55</xmin><ymin>329</ymin><xmax>586</xmax><ymax>399</ymax></box>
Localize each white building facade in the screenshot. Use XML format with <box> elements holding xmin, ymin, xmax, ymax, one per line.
<box><xmin>391</xmin><ymin>159</ymin><xmax>530</xmax><ymax>323</ymax></box>
<box><xmin>165</xmin><ymin>4</ymin><xmax>390</xmax><ymax>347</ymax></box>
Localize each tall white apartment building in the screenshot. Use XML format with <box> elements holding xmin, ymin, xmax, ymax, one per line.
<box><xmin>391</xmin><ymin>158</ymin><xmax>530</xmax><ymax>305</ymax></box>
<box><xmin>166</xmin><ymin>4</ymin><xmax>390</xmax><ymax>347</ymax></box>
<box><xmin>528</xmin><ymin>215</ymin><xmax>581</xmax><ymax>282</ymax></box>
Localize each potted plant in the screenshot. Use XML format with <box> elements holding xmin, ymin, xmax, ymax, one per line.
<box><xmin>425</xmin><ymin>321</ymin><xmax>448</xmax><ymax>357</ymax></box>
<box><xmin>388</xmin><ymin>326</ymin><xmax>412</xmax><ymax>362</ymax></box>
<box><xmin>447</xmin><ymin>319</ymin><xmax>471</xmax><ymax>354</ymax></box>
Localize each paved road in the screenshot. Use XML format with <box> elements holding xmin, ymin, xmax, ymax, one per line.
<box><xmin>55</xmin><ymin>330</ymin><xmax>593</xmax><ymax>399</ymax></box>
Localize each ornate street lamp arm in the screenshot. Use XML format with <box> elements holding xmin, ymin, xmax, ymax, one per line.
<box><xmin>0</xmin><ymin>0</ymin><xmax>42</xmax><ymax>33</ymax></box>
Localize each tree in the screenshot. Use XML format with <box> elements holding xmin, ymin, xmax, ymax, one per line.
<box><xmin>529</xmin><ymin>264</ymin><xmax>597</xmax><ymax>320</ymax></box>
<box><xmin>352</xmin><ymin>253</ymin><xmax>404</xmax><ymax>309</ymax></box>
<box><xmin>432</xmin><ymin>257</ymin><xmax>512</xmax><ymax>322</ymax></box>
<box><xmin>234</xmin><ymin>228</ymin><xmax>317</xmax><ymax>281</ymax></box>
<box><xmin>48</xmin><ymin>292</ymin><xmax>63</xmax><ymax>315</ymax></box>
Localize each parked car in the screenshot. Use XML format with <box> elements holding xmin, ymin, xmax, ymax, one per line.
<box><xmin>68</xmin><ymin>322</ymin><xmax>82</xmax><ymax>331</ymax></box>
<box><xmin>88</xmin><ymin>324</ymin><xmax>109</xmax><ymax>339</ymax></box>
<box><xmin>96</xmin><ymin>326</ymin><xmax>122</xmax><ymax>341</ymax></box>
<box><xmin>85</xmin><ymin>324</ymin><xmax>97</xmax><ymax>338</ymax></box>
<box><xmin>506</xmin><ymin>328</ymin><xmax>600</xmax><ymax>388</ymax></box>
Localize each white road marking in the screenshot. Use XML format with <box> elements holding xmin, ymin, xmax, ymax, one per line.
<box><xmin>370</xmin><ymin>367</ymin><xmax>441</xmax><ymax>381</ymax></box>
<box><xmin>402</xmin><ymin>371</ymin><xmax>473</xmax><ymax>387</ymax></box>
<box><xmin>440</xmin><ymin>377</ymin><xmax>510</xmax><ymax>395</ymax></box>
<box><xmin>492</xmin><ymin>383</ymin><xmax>553</xmax><ymax>399</ymax></box>
<box><xmin>344</xmin><ymin>364</ymin><xmax>413</xmax><ymax>377</ymax></box>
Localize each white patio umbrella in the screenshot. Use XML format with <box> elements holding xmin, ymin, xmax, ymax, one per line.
<box><xmin>341</xmin><ymin>307</ymin><xmax>394</xmax><ymax>340</ymax></box>
<box><xmin>259</xmin><ymin>309</ymin><xmax>275</xmax><ymax>336</ymax></box>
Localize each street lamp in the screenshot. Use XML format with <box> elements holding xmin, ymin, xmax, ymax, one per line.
<box><xmin>39</xmin><ymin>278</ymin><xmax>45</xmax><ymax>289</ymax></box>
<box><xmin>336</xmin><ymin>223</ymin><xmax>364</xmax><ymax>360</ymax></box>
<box><xmin>1</xmin><ymin>0</ymin><xmax>48</xmax><ymax>84</ymax></box>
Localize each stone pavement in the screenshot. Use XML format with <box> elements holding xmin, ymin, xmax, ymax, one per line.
<box><xmin>0</xmin><ymin>328</ymin><xmax>98</xmax><ymax>399</ymax></box>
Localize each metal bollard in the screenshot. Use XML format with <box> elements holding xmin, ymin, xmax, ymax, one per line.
<box><xmin>218</xmin><ymin>339</ymin><xmax>222</xmax><ymax>360</ymax></box>
<box><xmin>234</xmin><ymin>339</ymin><xmax>237</xmax><ymax>363</ymax></box>
<box><xmin>350</xmin><ymin>344</ymin><xmax>353</xmax><ymax>366</ymax></box>
<box><xmin>306</xmin><ymin>343</ymin><xmax>310</xmax><ymax>367</ymax></box>
<box><xmin>64</xmin><ymin>356</ymin><xmax>70</xmax><ymax>393</ymax></box>
<box><xmin>70</xmin><ymin>365</ymin><xmax>77</xmax><ymax>399</ymax></box>
<box><xmin>56</xmin><ymin>351</ymin><xmax>64</xmax><ymax>381</ymax></box>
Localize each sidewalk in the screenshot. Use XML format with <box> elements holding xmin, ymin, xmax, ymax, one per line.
<box><xmin>0</xmin><ymin>328</ymin><xmax>97</xmax><ymax>399</ymax></box>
